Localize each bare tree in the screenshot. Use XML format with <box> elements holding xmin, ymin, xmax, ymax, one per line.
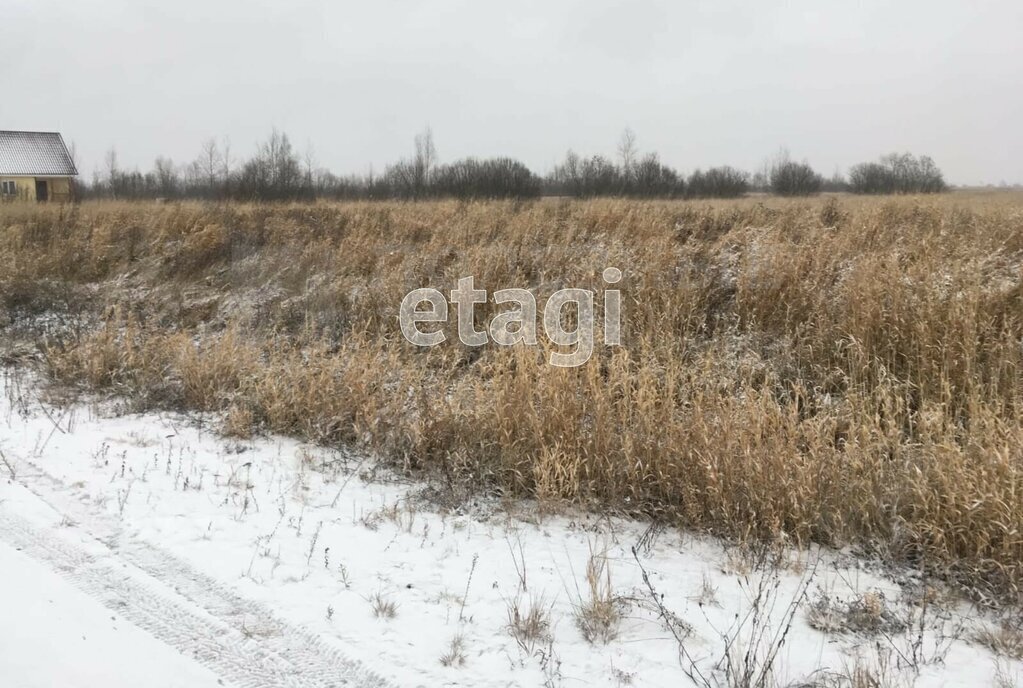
<box><xmin>153</xmin><ymin>156</ymin><xmax>179</xmax><ymax>198</ymax></box>
<box><xmin>386</xmin><ymin>126</ymin><xmax>439</xmax><ymax>199</ymax></box>
<box><xmin>617</xmin><ymin>127</ymin><xmax>638</xmax><ymax>176</ymax></box>
<box><xmin>768</xmin><ymin>149</ymin><xmax>823</xmax><ymax>196</ymax></box>
<box><xmin>199</xmin><ymin>138</ymin><xmax>221</xmax><ymax>197</ymax></box>
<box><xmin>105</xmin><ymin>147</ymin><xmax>119</xmax><ymax>198</ymax></box>
<box><xmin>632</xmin><ymin>153</ymin><xmax>685</xmax><ymax>197</ymax></box>
<box><xmin>849</xmin><ymin>152</ymin><xmax>945</xmax><ymax>194</ymax></box>
<box><xmin>687</xmin><ymin>166</ymin><xmax>749</xmax><ymax>198</ymax></box>
<box><xmin>548</xmin><ymin>149</ymin><xmax>583</xmax><ymax>196</ymax></box>
<box><xmin>413</xmin><ymin>126</ymin><xmax>437</xmax><ymax>196</ymax></box>
<box><xmin>236</xmin><ymin>128</ymin><xmax>303</xmax><ymax>200</ymax></box>
<box><xmin>431</xmin><ymin>157</ymin><xmax>541</xmax><ymax>199</ymax></box>
<box><xmin>220</xmin><ymin>136</ymin><xmax>232</xmax><ymax>179</ymax></box>
<box><xmin>303</xmin><ymin>140</ymin><xmax>317</xmax><ymax>191</ymax></box>
<box><xmin>65</xmin><ymin>141</ymin><xmax>80</xmax><ymax>200</ymax></box>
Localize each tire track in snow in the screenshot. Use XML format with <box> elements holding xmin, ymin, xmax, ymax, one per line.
<box><xmin>1</xmin><ymin>458</ymin><xmax>398</xmax><ymax>688</ymax></box>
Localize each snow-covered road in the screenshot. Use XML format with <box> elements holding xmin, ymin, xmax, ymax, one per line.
<box><xmin>0</xmin><ymin>538</ymin><xmax>222</xmax><ymax>688</ymax></box>
<box><xmin>0</xmin><ymin>480</ymin><xmax>394</xmax><ymax>688</ymax></box>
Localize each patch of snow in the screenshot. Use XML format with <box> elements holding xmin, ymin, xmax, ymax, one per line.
<box><xmin>0</xmin><ymin>540</ymin><xmax>222</xmax><ymax>688</ymax></box>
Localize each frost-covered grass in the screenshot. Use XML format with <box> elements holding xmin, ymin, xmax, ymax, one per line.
<box><xmin>1</xmin><ymin>194</ymin><xmax>1023</xmax><ymax>600</ymax></box>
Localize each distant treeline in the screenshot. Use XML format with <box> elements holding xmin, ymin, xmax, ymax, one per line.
<box><xmin>78</xmin><ymin>128</ymin><xmax>947</xmax><ymax>202</ymax></box>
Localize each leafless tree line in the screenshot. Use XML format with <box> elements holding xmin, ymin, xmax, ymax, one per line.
<box><xmin>78</xmin><ymin>127</ymin><xmax>946</xmax><ymax>202</ymax></box>
<box><xmin>848</xmin><ymin>153</ymin><xmax>947</xmax><ymax>194</ymax></box>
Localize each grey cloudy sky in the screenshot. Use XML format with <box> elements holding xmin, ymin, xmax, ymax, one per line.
<box><xmin>2</xmin><ymin>0</ymin><xmax>1020</xmax><ymax>185</ymax></box>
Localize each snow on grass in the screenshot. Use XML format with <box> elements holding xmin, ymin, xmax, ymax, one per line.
<box><xmin>0</xmin><ymin>369</ymin><xmax>1018</xmax><ymax>687</ymax></box>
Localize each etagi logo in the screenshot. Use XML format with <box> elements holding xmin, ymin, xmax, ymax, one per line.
<box><xmin>400</xmin><ymin>268</ymin><xmax>622</xmax><ymax>367</ymax></box>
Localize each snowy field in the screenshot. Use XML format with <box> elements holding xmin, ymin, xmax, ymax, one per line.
<box><xmin>0</xmin><ymin>367</ymin><xmax>1018</xmax><ymax>687</ymax></box>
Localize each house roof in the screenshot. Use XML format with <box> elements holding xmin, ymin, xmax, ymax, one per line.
<box><xmin>0</xmin><ymin>131</ymin><xmax>78</xmax><ymax>176</ymax></box>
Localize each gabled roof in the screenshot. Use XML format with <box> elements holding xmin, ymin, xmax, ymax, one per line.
<box><xmin>0</xmin><ymin>131</ymin><xmax>78</xmax><ymax>176</ymax></box>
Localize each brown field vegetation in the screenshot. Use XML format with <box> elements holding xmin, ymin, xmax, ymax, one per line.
<box><xmin>1</xmin><ymin>193</ymin><xmax>1022</xmax><ymax>600</ymax></box>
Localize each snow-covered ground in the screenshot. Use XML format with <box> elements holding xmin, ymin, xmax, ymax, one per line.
<box><xmin>0</xmin><ymin>368</ymin><xmax>1018</xmax><ymax>687</ymax></box>
<box><xmin>0</xmin><ymin>540</ymin><xmax>222</xmax><ymax>688</ymax></box>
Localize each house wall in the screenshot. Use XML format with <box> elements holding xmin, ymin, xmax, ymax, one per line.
<box><xmin>0</xmin><ymin>176</ymin><xmax>37</xmax><ymax>201</ymax></box>
<box><xmin>0</xmin><ymin>176</ymin><xmax>73</xmax><ymax>202</ymax></box>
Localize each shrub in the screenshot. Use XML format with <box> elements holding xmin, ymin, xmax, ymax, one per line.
<box><xmin>687</xmin><ymin>166</ymin><xmax>749</xmax><ymax>198</ymax></box>
<box><xmin>631</xmin><ymin>153</ymin><xmax>685</xmax><ymax>198</ymax></box>
<box><xmin>770</xmin><ymin>160</ymin><xmax>823</xmax><ymax>197</ymax></box>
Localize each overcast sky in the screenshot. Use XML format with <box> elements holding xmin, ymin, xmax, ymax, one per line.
<box><xmin>2</xmin><ymin>0</ymin><xmax>1020</xmax><ymax>185</ymax></box>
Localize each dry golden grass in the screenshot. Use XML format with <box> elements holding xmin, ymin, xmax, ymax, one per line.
<box><xmin>507</xmin><ymin>591</ymin><xmax>553</xmax><ymax>654</ymax></box>
<box><xmin>2</xmin><ymin>193</ymin><xmax>1022</xmax><ymax>599</ymax></box>
<box><xmin>974</xmin><ymin>622</ymin><xmax>1023</xmax><ymax>660</ymax></box>
<box><xmin>575</xmin><ymin>543</ymin><xmax>622</xmax><ymax>644</ymax></box>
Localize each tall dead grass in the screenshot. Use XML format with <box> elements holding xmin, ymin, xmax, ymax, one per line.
<box><xmin>2</xmin><ymin>194</ymin><xmax>1022</xmax><ymax>599</ymax></box>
